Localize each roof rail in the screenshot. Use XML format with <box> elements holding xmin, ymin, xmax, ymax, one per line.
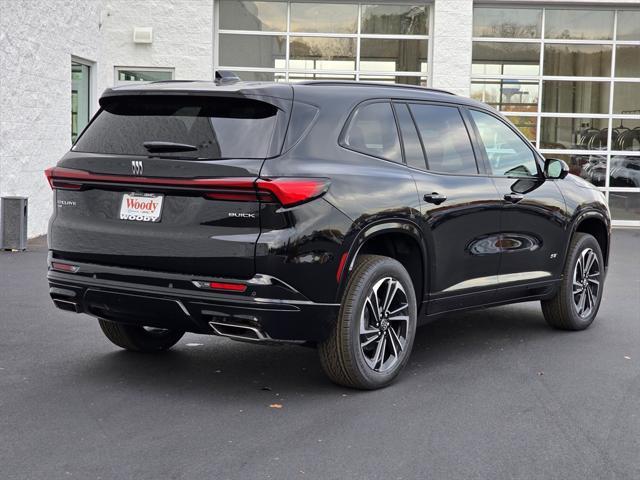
<box><xmin>298</xmin><ymin>80</ymin><xmax>455</xmax><ymax>95</ymax></box>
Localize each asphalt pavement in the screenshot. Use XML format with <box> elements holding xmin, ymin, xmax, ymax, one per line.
<box><xmin>1</xmin><ymin>230</ymin><xmax>639</xmax><ymax>480</ymax></box>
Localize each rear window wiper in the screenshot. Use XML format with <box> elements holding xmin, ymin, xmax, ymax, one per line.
<box><xmin>143</xmin><ymin>141</ymin><xmax>198</xmax><ymax>153</ymax></box>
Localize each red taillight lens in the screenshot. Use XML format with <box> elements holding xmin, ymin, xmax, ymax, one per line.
<box><xmin>208</xmin><ymin>282</ymin><xmax>247</xmax><ymax>292</ymax></box>
<box><xmin>45</xmin><ymin>167</ymin><xmax>82</xmax><ymax>190</ymax></box>
<box><xmin>51</xmin><ymin>262</ymin><xmax>79</xmax><ymax>273</ymax></box>
<box><xmin>256</xmin><ymin>178</ymin><xmax>330</xmax><ymax>207</ymax></box>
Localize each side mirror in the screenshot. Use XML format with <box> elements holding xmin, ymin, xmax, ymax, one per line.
<box><xmin>544</xmin><ymin>158</ymin><xmax>569</xmax><ymax>179</ymax></box>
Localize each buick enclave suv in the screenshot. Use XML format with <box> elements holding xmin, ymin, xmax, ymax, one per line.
<box><xmin>46</xmin><ymin>81</ymin><xmax>610</xmax><ymax>389</ymax></box>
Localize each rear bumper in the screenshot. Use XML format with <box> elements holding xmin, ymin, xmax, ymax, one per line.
<box><xmin>47</xmin><ymin>256</ymin><xmax>339</xmax><ymax>342</ymax></box>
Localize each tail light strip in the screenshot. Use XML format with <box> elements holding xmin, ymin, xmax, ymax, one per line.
<box><xmin>45</xmin><ymin>167</ymin><xmax>329</xmax><ymax>207</ymax></box>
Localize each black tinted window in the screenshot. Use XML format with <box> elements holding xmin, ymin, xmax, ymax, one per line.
<box><xmin>395</xmin><ymin>103</ymin><xmax>426</xmax><ymax>170</ymax></box>
<box><xmin>409</xmin><ymin>104</ymin><xmax>478</xmax><ymax>174</ymax></box>
<box><xmin>74</xmin><ymin>96</ymin><xmax>279</xmax><ymax>159</ymax></box>
<box><xmin>343</xmin><ymin>102</ymin><xmax>401</xmax><ymax>163</ymax></box>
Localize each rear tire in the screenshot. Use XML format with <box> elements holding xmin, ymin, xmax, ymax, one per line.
<box><xmin>98</xmin><ymin>319</ymin><xmax>185</xmax><ymax>352</ymax></box>
<box><xmin>541</xmin><ymin>233</ymin><xmax>604</xmax><ymax>331</ymax></box>
<box><xmin>319</xmin><ymin>255</ymin><xmax>418</xmax><ymax>390</ymax></box>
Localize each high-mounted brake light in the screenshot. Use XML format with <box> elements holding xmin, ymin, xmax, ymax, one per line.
<box><xmin>44</xmin><ymin>167</ymin><xmax>330</xmax><ymax>207</ymax></box>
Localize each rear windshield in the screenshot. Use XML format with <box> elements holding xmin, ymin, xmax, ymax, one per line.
<box><xmin>73</xmin><ymin>96</ymin><xmax>279</xmax><ymax>159</ymax></box>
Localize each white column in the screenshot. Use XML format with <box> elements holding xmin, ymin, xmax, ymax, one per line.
<box><xmin>430</xmin><ymin>0</ymin><xmax>474</xmax><ymax>97</ymax></box>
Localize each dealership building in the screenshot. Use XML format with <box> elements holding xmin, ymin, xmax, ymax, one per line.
<box><xmin>1</xmin><ymin>0</ymin><xmax>640</xmax><ymax>237</ymax></box>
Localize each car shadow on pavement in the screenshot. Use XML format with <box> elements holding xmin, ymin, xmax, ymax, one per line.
<box><xmin>67</xmin><ymin>302</ymin><xmax>558</xmax><ymax>399</ymax></box>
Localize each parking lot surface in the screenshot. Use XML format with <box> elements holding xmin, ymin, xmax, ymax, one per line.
<box><xmin>1</xmin><ymin>230</ymin><xmax>639</xmax><ymax>480</ymax></box>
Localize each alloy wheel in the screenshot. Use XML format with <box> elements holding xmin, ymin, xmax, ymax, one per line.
<box><xmin>572</xmin><ymin>247</ymin><xmax>601</xmax><ymax>318</ymax></box>
<box><xmin>360</xmin><ymin>277</ymin><xmax>410</xmax><ymax>372</ymax></box>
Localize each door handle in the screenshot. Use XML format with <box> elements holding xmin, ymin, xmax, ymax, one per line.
<box><xmin>504</xmin><ymin>193</ymin><xmax>524</xmax><ymax>203</ymax></box>
<box><xmin>424</xmin><ymin>192</ymin><xmax>447</xmax><ymax>205</ymax></box>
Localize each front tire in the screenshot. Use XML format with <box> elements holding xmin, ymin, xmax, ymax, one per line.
<box><xmin>319</xmin><ymin>255</ymin><xmax>418</xmax><ymax>389</ymax></box>
<box><xmin>98</xmin><ymin>319</ymin><xmax>185</xmax><ymax>352</ymax></box>
<box><xmin>541</xmin><ymin>233</ymin><xmax>604</xmax><ymax>331</ymax></box>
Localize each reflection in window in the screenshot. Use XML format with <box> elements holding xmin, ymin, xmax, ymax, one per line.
<box><xmin>542</xmin><ymin>81</ymin><xmax>610</xmax><ymax>114</ymax></box>
<box><xmin>470</xmin><ymin>110</ymin><xmax>537</xmax><ymax>177</ymax></box>
<box><xmin>543</xmin><ymin>153</ymin><xmax>607</xmax><ymax>186</ymax></box>
<box><xmin>540</xmin><ymin>117</ymin><xmax>609</xmax><ymax>150</ymax></box>
<box><xmin>290</xmin><ymin>3</ymin><xmax>358</xmax><ymax>33</ymax></box>
<box><xmin>616</xmin><ymin>10</ymin><xmax>640</xmax><ymax>41</ymax></box>
<box><xmin>288</xmin><ymin>73</ymin><xmax>355</xmax><ymax>82</ymax></box>
<box><xmin>235</xmin><ymin>71</ymin><xmax>286</xmax><ymax>82</ymax></box>
<box><xmin>289</xmin><ymin>37</ymin><xmax>356</xmax><ymax>71</ymax></box>
<box><xmin>615</xmin><ymin>46</ymin><xmax>640</xmax><ymax>78</ymax></box>
<box><xmin>611</xmin><ymin>119</ymin><xmax>640</xmax><ymax>151</ymax></box>
<box><xmin>219</xmin><ymin>34</ymin><xmax>286</xmax><ymax>69</ymax></box>
<box><xmin>471</xmin><ymin>81</ymin><xmax>539</xmax><ymax>112</ymax></box>
<box><xmin>544</xmin><ymin>9</ymin><xmax>613</xmax><ymax>40</ymax></box>
<box><xmin>472</xmin><ymin>42</ymin><xmax>539</xmax><ymax>76</ymax></box>
<box><xmin>219</xmin><ymin>1</ymin><xmax>287</xmax><ymax>32</ymax></box>
<box><xmin>613</xmin><ymin>83</ymin><xmax>640</xmax><ymax>115</ymax></box>
<box><xmin>611</xmin><ymin>155</ymin><xmax>640</xmax><ymax>188</ymax></box>
<box><xmin>543</xmin><ymin>44</ymin><xmax>611</xmax><ymax>77</ymax></box>
<box><xmin>473</xmin><ymin>8</ymin><xmax>541</xmax><ymax>38</ymax></box>
<box><xmin>609</xmin><ymin>192</ymin><xmax>640</xmax><ymax>221</ymax></box>
<box><xmin>361</xmin><ymin>4</ymin><xmax>428</xmax><ymax>35</ymax></box>
<box><xmin>71</xmin><ymin>61</ymin><xmax>90</xmax><ymax>143</ymax></box>
<box><xmin>360</xmin><ymin>39</ymin><xmax>427</xmax><ymax>73</ymax></box>
<box><xmin>343</xmin><ymin>102</ymin><xmax>401</xmax><ymax>162</ymax></box>
<box><xmin>411</xmin><ymin>104</ymin><xmax>478</xmax><ymax>175</ymax></box>
<box><xmin>505</xmin><ymin>116</ymin><xmax>537</xmax><ymax>143</ymax></box>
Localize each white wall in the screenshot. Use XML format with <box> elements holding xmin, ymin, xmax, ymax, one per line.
<box><xmin>0</xmin><ymin>0</ymin><xmax>102</xmax><ymax>238</ymax></box>
<box><xmin>99</xmin><ymin>0</ymin><xmax>213</xmax><ymax>93</ymax></box>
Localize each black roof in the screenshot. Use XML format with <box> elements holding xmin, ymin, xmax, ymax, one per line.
<box><xmin>100</xmin><ymin>80</ymin><xmax>486</xmax><ymax>109</ymax></box>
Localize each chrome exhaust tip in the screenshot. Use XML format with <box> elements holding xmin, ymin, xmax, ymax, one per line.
<box><xmin>53</xmin><ymin>299</ymin><xmax>81</xmax><ymax>313</ymax></box>
<box><xmin>208</xmin><ymin>320</ymin><xmax>270</xmax><ymax>342</ymax></box>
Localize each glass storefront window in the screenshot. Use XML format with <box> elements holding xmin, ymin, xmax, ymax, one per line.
<box><xmin>473</xmin><ymin>7</ymin><xmax>640</xmax><ymax>223</ymax></box>
<box><xmin>289</xmin><ymin>37</ymin><xmax>356</xmax><ymax>71</ymax></box>
<box><xmin>472</xmin><ymin>42</ymin><xmax>539</xmax><ymax>76</ymax></box>
<box><xmin>543</xmin><ymin>153</ymin><xmax>608</xmax><ymax>187</ymax></box>
<box><xmin>361</xmin><ymin>4</ymin><xmax>428</xmax><ymax>35</ymax></box>
<box><xmin>219</xmin><ymin>34</ymin><xmax>286</xmax><ymax>69</ymax></box>
<box><xmin>219</xmin><ymin>1</ymin><xmax>287</xmax><ymax>32</ymax></box>
<box><xmin>290</xmin><ymin>3</ymin><xmax>358</xmax><ymax>34</ymax></box>
<box><xmin>616</xmin><ymin>11</ymin><xmax>640</xmax><ymax>41</ymax></box>
<box><xmin>613</xmin><ymin>83</ymin><xmax>640</xmax><ymax>115</ymax></box>
<box><xmin>471</xmin><ymin>81</ymin><xmax>539</xmax><ymax>112</ymax></box>
<box><xmin>71</xmin><ymin>61</ymin><xmax>90</xmax><ymax>143</ymax></box>
<box><xmin>615</xmin><ymin>47</ymin><xmax>640</xmax><ymax>78</ymax></box>
<box><xmin>543</xmin><ymin>44</ymin><xmax>612</xmax><ymax>78</ymax></box>
<box><xmin>542</xmin><ymin>81</ymin><xmax>610</xmax><ymax>114</ymax></box>
<box><xmin>540</xmin><ymin>117</ymin><xmax>609</xmax><ymax>150</ymax></box>
<box><xmin>473</xmin><ymin>8</ymin><xmax>541</xmax><ymax>38</ymax></box>
<box><xmin>360</xmin><ymin>39</ymin><xmax>427</xmax><ymax>73</ymax></box>
<box><xmin>544</xmin><ymin>9</ymin><xmax>613</xmax><ymax>40</ymax></box>
<box><xmin>359</xmin><ymin>75</ymin><xmax>427</xmax><ymax>86</ymax></box>
<box><xmin>608</xmin><ymin>191</ymin><xmax>640</xmax><ymax>221</ymax></box>
<box><xmin>611</xmin><ymin>119</ymin><xmax>640</xmax><ymax>151</ymax></box>
<box><xmin>234</xmin><ymin>71</ymin><xmax>286</xmax><ymax>82</ymax></box>
<box><xmin>115</xmin><ymin>68</ymin><xmax>173</xmax><ymax>84</ymax></box>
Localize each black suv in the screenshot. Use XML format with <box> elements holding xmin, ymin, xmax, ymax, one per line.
<box><xmin>46</xmin><ymin>81</ymin><xmax>610</xmax><ymax>389</ymax></box>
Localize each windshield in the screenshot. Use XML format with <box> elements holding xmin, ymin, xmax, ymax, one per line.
<box><xmin>73</xmin><ymin>96</ymin><xmax>279</xmax><ymax>159</ymax></box>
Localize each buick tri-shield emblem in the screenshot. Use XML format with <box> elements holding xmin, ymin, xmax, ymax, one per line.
<box><xmin>131</xmin><ymin>160</ymin><xmax>144</xmax><ymax>176</ymax></box>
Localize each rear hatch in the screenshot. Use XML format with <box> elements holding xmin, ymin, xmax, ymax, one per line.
<box><xmin>48</xmin><ymin>84</ymin><xmax>292</xmax><ymax>279</ymax></box>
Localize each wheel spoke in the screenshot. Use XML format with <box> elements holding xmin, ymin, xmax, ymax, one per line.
<box><xmin>361</xmin><ymin>332</ymin><xmax>380</xmax><ymax>348</ymax></box>
<box><xmin>364</xmin><ymin>297</ymin><xmax>380</xmax><ymax>324</ymax></box>
<box><xmin>577</xmin><ymin>291</ymin><xmax>587</xmax><ymax>315</ymax></box>
<box><xmin>584</xmin><ymin>251</ymin><xmax>596</xmax><ymax>276</ymax></box>
<box><xmin>573</xmin><ymin>281</ymin><xmax>584</xmax><ymax>295</ymax></box>
<box><xmin>384</xmin><ymin>281</ymin><xmax>400</xmax><ymax>313</ymax></box>
<box><xmin>387</xmin><ymin>303</ymin><xmax>408</xmax><ymax>316</ymax></box>
<box><xmin>388</xmin><ymin>326</ymin><xmax>404</xmax><ymax>354</ymax></box>
<box><xmin>373</xmin><ymin>335</ymin><xmax>386</xmax><ymax>370</ymax></box>
<box><xmin>388</xmin><ymin>315</ymin><xmax>409</xmax><ymax>323</ymax></box>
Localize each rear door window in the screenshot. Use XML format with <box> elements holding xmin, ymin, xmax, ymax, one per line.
<box><xmin>73</xmin><ymin>96</ymin><xmax>280</xmax><ymax>159</ymax></box>
<box><xmin>342</xmin><ymin>102</ymin><xmax>402</xmax><ymax>163</ymax></box>
<box><xmin>409</xmin><ymin>103</ymin><xmax>478</xmax><ymax>174</ymax></box>
<box><xmin>394</xmin><ymin>103</ymin><xmax>427</xmax><ymax>170</ymax></box>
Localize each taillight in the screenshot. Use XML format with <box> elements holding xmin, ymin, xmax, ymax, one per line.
<box><xmin>44</xmin><ymin>167</ymin><xmax>330</xmax><ymax>207</ymax></box>
<box><xmin>256</xmin><ymin>178</ymin><xmax>330</xmax><ymax>207</ymax></box>
<box><xmin>51</xmin><ymin>262</ymin><xmax>79</xmax><ymax>273</ymax></box>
